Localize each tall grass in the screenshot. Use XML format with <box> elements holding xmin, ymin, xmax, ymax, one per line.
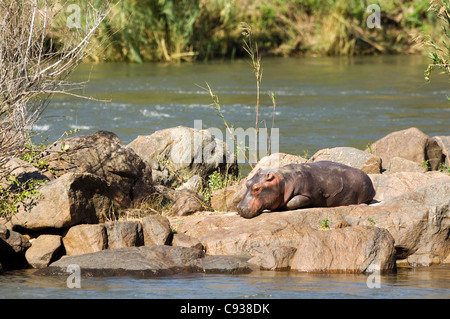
<box><xmin>68</xmin><ymin>0</ymin><xmax>443</xmax><ymax>62</ymax></box>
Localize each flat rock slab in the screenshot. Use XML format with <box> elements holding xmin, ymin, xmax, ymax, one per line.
<box><xmin>35</xmin><ymin>246</ymin><xmax>252</xmax><ymax>278</ymax></box>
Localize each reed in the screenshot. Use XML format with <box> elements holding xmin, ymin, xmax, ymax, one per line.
<box><xmin>65</xmin><ymin>0</ymin><xmax>440</xmax><ymax>63</ymax></box>
<box><xmin>204</xmin><ymin>23</ymin><xmax>278</xmax><ymax>168</ymax></box>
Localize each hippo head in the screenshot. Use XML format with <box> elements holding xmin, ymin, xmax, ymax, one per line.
<box><xmin>236</xmin><ymin>169</ymin><xmax>285</xmax><ymax>219</ymax></box>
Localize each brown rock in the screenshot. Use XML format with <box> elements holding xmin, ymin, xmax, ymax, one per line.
<box><xmin>25</xmin><ymin>235</ymin><xmax>62</xmax><ymax>269</ymax></box>
<box><xmin>175</xmin><ymin>182</ymin><xmax>450</xmax><ymax>267</ymax></box>
<box><xmin>1</xmin><ymin>157</ymin><xmax>49</xmax><ymax>187</ymax></box>
<box><xmin>369</xmin><ymin>171</ymin><xmax>450</xmax><ymax>202</ymax></box>
<box><xmin>142</xmin><ymin>214</ymin><xmax>172</xmax><ymax>246</ymax></box>
<box><xmin>433</xmin><ymin>136</ymin><xmax>450</xmax><ymax>166</ymax></box>
<box><xmin>0</xmin><ymin>224</ymin><xmax>31</xmax><ymax>254</ymax></box>
<box><xmin>11</xmin><ymin>173</ymin><xmax>113</xmax><ymax>231</ymax></box>
<box><xmin>309</xmin><ymin>147</ymin><xmax>382</xmax><ymax>174</ymax></box>
<box><xmin>367</xmin><ymin>127</ymin><xmax>443</xmax><ymax>171</ymax></box>
<box><xmin>290</xmin><ymin>226</ymin><xmax>396</xmax><ymax>273</ymax></box>
<box><xmin>210</xmin><ymin>187</ymin><xmax>233</xmax><ymax>213</ymax></box>
<box><xmin>250</xmin><ymin>153</ymin><xmax>308</xmax><ymax>173</ymax></box>
<box><xmin>105</xmin><ymin>220</ymin><xmax>144</xmax><ymax>249</ymax></box>
<box><xmin>387</xmin><ymin>157</ymin><xmax>428</xmax><ymax>173</ymax></box>
<box><xmin>248</xmin><ymin>246</ymin><xmax>297</xmax><ymax>270</ymax></box>
<box><xmin>167</xmin><ymin>190</ymin><xmax>207</xmax><ymax>216</ymax></box>
<box><xmin>210</xmin><ymin>184</ymin><xmax>241</xmax><ymax>212</ymax></box>
<box><xmin>0</xmin><ymin>224</ymin><xmax>31</xmax><ymax>268</ymax></box>
<box><xmin>63</xmin><ymin>224</ymin><xmax>107</xmax><ymax>256</ymax></box>
<box><xmin>173</xmin><ymin>212</ymin><xmax>315</xmax><ymax>257</ymax></box>
<box><xmin>172</xmin><ymin>234</ymin><xmax>203</xmax><ymax>250</ymax></box>
<box><xmin>40</xmin><ymin>131</ymin><xmax>153</xmax><ymax>208</ymax></box>
<box><xmin>172</xmin><ymin>233</ymin><xmax>203</xmax><ymax>250</ymax></box>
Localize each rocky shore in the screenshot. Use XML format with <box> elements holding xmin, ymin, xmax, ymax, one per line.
<box><xmin>0</xmin><ymin>126</ymin><xmax>449</xmax><ymax>278</ymax></box>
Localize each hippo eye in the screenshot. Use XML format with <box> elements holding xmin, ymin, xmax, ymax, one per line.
<box><xmin>252</xmin><ymin>185</ymin><xmax>261</xmax><ymax>193</ymax></box>
<box><xmin>265</xmin><ymin>174</ymin><xmax>275</xmax><ymax>181</ymax></box>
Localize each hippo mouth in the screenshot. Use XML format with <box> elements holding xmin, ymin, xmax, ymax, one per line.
<box><xmin>237</xmin><ymin>208</ymin><xmax>263</xmax><ymax>219</ymax></box>
<box><xmin>236</xmin><ymin>203</ymin><xmax>268</xmax><ymax>219</ymax></box>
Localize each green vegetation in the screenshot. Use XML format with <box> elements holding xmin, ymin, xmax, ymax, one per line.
<box><xmin>0</xmin><ymin>177</ymin><xmax>47</xmax><ymax>216</ymax></box>
<box><xmin>200</xmin><ymin>169</ymin><xmax>241</xmax><ymax>203</ymax></box>
<box><xmin>69</xmin><ymin>0</ymin><xmax>444</xmax><ymax>63</ymax></box>
<box><xmin>438</xmin><ymin>162</ymin><xmax>450</xmax><ymax>173</ymax></box>
<box><xmin>320</xmin><ymin>217</ymin><xmax>331</xmax><ymax>230</ymax></box>
<box><xmin>423</xmin><ymin>0</ymin><xmax>450</xmax><ymax>82</ymax></box>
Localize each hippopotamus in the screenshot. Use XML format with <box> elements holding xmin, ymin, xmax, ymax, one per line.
<box><xmin>236</xmin><ymin>161</ymin><xmax>375</xmax><ymax>219</ymax></box>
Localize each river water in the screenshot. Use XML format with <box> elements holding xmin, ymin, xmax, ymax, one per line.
<box><xmin>6</xmin><ymin>55</ymin><xmax>449</xmax><ymax>299</ymax></box>
<box><xmin>34</xmin><ymin>55</ymin><xmax>449</xmax><ymax>160</ymax></box>
<box><xmin>1</xmin><ymin>266</ymin><xmax>449</xmax><ymax>299</ymax></box>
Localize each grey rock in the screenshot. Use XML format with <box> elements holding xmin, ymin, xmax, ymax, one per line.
<box><xmin>35</xmin><ymin>246</ymin><xmax>251</xmax><ymax>277</ymax></box>
<box><xmin>105</xmin><ymin>220</ymin><xmax>144</xmax><ymax>249</ymax></box>
<box><xmin>127</xmin><ymin>126</ymin><xmax>238</xmax><ymax>188</ymax></box>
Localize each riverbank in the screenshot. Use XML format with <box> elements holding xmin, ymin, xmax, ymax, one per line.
<box><xmin>1</xmin><ymin>126</ymin><xmax>449</xmax><ymax>277</ymax></box>
<box><xmin>72</xmin><ymin>0</ymin><xmax>441</xmax><ymax>63</ymax></box>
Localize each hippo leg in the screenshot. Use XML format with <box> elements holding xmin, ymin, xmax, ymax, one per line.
<box><xmin>285</xmin><ymin>195</ymin><xmax>312</xmax><ymax>210</ymax></box>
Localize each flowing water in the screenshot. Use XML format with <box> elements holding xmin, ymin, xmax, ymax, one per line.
<box><xmin>6</xmin><ymin>55</ymin><xmax>449</xmax><ymax>299</ymax></box>
<box><xmin>1</xmin><ymin>266</ymin><xmax>449</xmax><ymax>299</ymax></box>
<box><xmin>33</xmin><ymin>55</ymin><xmax>449</xmax><ymax>159</ymax></box>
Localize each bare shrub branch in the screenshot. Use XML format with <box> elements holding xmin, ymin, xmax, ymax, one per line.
<box><xmin>0</xmin><ymin>0</ymin><xmax>114</xmax><ymax>165</ymax></box>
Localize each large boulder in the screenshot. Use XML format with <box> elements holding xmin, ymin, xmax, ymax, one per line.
<box><xmin>40</xmin><ymin>131</ymin><xmax>153</xmax><ymax>208</ymax></box>
<box><xmin>25</xmin><ymin>235</ymin><xmax>62</xmax><ymax>269</ymax></box>
<box><xmin>290</xmin><ymin>226</ymin><xmax>396</xmax><ymax>273</ymax></box>
<box><xmin>309</xmin><ymin>147</ymin><xmax>382</xmax><ymax>174</ymax></box>
<box><xmin>369</xmin><ymin>171</ymin><xmax>450</xmax><ymax>202</ymax></box>
<box><xmin>11</xmin><ymin>173</ymin><xmax>113</xmax><ymax>231</ymax></box>
<box><xmin>1</xmin><ymin>157</ymin><xmax>50</xmax><ymax>187</ymax></box>
<box><xmin>172</xmin><ymin>211</ymin><xmax>317</xmax><ymax>257</ymax></box>
<box><xmin>127</xmin><ymin>126</ymin><xmax>238</xmax><ymax>188</ymax></box>
<box><xmin>35</xmin><ymin>246</ymin><xmax>252</xmax><ymax>277</ymax></box>
<box><xmin>173</xmin><ymin>173</ymin><xmax>450</xmax><ymax>268</ymax></box>
<box><xmin>367</xmin><ymin>127</ymin><xmax>443</xmax><ymax>171</ymax></box>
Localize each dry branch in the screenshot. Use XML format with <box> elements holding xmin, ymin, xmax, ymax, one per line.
<box><xmin>0</xmin><ymin>0</ymin><xmax>114</xmax><ymax>165</ymax></box>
